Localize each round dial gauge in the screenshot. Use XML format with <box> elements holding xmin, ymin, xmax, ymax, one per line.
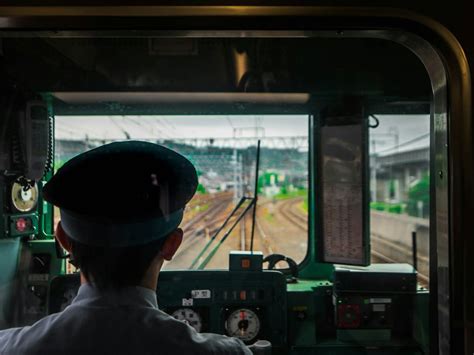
<box><xmin>11</xmin><ymin>182</ymin><xmax>38</xmax><ymax>212</ymax></box>
<box><xmin>171</xmin><ymin>308</ymin><xmax>203</xmax><ymax>332</ymax></box>
<box><xmin>225</xmin><ymin>308</ymin><xmax>260</xmax><ymax>342</ymax></box>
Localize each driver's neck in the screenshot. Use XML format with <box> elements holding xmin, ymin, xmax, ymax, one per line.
<box><xmin>79</xmin><ymin>256</ymin><xmax>164</xmax><ymax>291</ymax></box>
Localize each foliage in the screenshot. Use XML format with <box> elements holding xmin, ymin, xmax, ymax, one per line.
<box><xmin>194</xmin><ymin>203</ymin><xmax>209</xmax><ymax>213</ymax></box>
<box><xmin>370</xmin><ymin>201</ymin><xmax>404</xmax><ymax>214</ymax></box>
<box><xmin>196</xmin><ymin>183</ymin><xmax>207</xmax><ymax>194</ymax></box>
<box><xmin>406</xmin><ymin>174</ymin><xmax>430</xmax><ymax>218</ymax></box>
<box><xmin>370</xmin><ymin>202</ymin><xmax>386</xmax><ymax>211</ymax></box>
<box><xmin>257</xmin><ymin>171</ymin><xmax>279</xmax><ymax>193</ymax></box>
<box><xmin>387</xmin><ymin>204</ymin><xmax>403</xmax><ymax>214</ymax></box>
<box><xmin>300</xmin><ymin>197</ymin><xmax>308</xmax><ymax>213</ymax></box>
<box><xmin>273</xmin><ymin>188</ymin><xmax>307</xmax><ymax>201</ymax></box>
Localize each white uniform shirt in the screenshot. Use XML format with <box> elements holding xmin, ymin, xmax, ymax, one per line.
<box><xmin>0</xmin><ymin>284</ymin><xmax>252</xmax><ymax>355</ymax></box>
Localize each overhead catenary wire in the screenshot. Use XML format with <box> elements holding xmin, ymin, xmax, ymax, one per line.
<box><xmin>108</xmin><ymin>116</ymin><xmax>131</xmax><ymax>139</ymax></box>
<box><xmin>226</xmin><ymin>115</ymin><xmax>235</xmax><ymax>129</ymax></box>
<box><xmin>375</xmin><ymin>132</ymin><xmax>430</xmax><ymax>155</ymax></box>
<box><xmin>124</xmin><ymin>116</ymin><xmax>172</xmax><ymax>139</ymax></box>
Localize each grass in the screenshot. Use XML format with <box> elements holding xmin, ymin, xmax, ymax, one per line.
<box><xmin>273</xmin><ymin>188</ymin><xmax>307</xmax><ymax>201</ymax></box>
<box><xmin>370</xmin><ymin>201</ymin><xmax>404</xmax><ymax>214</ymax></box>
<box><xmin>299</xmin><ymin>198</ymin><xmax>308</xmax><ymax>213</ymax></box>
<box><xmin>264</xmin><ymin>213</ymin><xmax>275</xmax><ymax>222</ymax></box>
<box><xmin>194</xmin><ymin>203</ymin><xmax>210</xmax><ymax>213</ymax></box>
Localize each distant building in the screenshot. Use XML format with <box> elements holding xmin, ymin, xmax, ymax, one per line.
<box><xmin>371</xmin><ymin>146</ymin><xmax>429</xmax><ymax>203</ymax></box>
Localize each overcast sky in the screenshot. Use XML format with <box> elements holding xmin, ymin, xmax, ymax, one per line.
<box><xmin>55</xmin><ymin>115</ymin><xmax>308</xmax><ymax>141</ymax></box>
<box><xmin>55</xmin><ymin>114</ymin><xmax>429</xmax><ymax>152</ymax></box>
<box><xmin>371</xmin><ymin>114</ymin><xmax>430</xmax><ymax>155</ymax></box>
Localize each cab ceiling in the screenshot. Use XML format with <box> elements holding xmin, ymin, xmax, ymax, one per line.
<box><xmin>0</xmin><ymin>37</ymin><xmax>431</xmax><ymax>113</ymax></box>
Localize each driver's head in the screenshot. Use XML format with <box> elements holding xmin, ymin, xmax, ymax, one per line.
<box><xmin>43</xmin><ymin>141</ymin><xmax>198</xmax><ymax>289</ymax></box>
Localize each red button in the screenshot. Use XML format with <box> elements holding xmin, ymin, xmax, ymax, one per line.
<box><xmin>16</xmin><ymin>218</ymin><xmax>29</xmax><ymax>232</ymax></box>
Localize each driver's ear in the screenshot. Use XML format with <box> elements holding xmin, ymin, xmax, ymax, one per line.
<box><xmin>160</xmin><ymin>228</ymin><xmax>183</xmax><ymax>261</ymax></box>
<box><xmin>55</xmin><ymin>222</ymin><xmax>73</xmax><ymax>253</ymax></box>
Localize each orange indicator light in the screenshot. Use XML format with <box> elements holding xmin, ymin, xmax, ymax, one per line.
<box><xmin>241</xmin><ymin>258</ymin><xmax>251</xmax><ymax>268</ymax></box>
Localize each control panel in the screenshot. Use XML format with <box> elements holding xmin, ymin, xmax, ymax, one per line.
<box><xmin>41</xmin><ymin>258</ymin><xmax>429</xmax><ymax>354</ymax></box>
<box><xmin>1</xmin><ymin>176</ymin><xmax>40</xmax><ymax>239</ymax></box>
<box><xmin>333</xmin><ymin>264</ymin><xmax>418</xmax><ymax>343</ymax></box>
<box><xmin>49</xmin><ymin>270</ymin><xmax>287</xmax><ymax>349</ymax></box>
<box><xmin>158</xmin><ymin>270</ymin><xmax>287</xmax><ymax>346</ymax></box>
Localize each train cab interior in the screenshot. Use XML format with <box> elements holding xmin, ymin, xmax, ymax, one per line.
<box><xmin>0</xmin><ymin>10</ymin><xmax>470</xmax><ymax>354</ymax></box>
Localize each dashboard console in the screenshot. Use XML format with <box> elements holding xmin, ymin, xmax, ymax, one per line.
<box><xmin>47</xmin><ymin>262</ymin><xmax>428</xmax><ymax>354</ymax></box>
<box><xmin>49</xmin><ymin>270</ymin><xmax>287</xmax><ymax>348</ymax></box>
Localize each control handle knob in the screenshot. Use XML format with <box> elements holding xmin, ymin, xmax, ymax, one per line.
<box><xmin>247</xmin><ymin>340</ymin><xmax>271</xmax><ymax>355</ymax></box>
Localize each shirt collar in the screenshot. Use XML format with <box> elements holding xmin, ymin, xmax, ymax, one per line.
<box><xmin>72</xmin><ymin>283</ymin><xmax>158</xmax><ymax>309</ymax></box>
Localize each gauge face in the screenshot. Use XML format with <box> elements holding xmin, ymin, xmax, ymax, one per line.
<box><xmin>171</xmin><ymin>308</ymin><xmax>203</xmax><ymax>332</ymax></box>
<box><xmin>225</xmin><ymin>308</ymin><xmax>260</xmax><ymax>342</ymax></box>
<box><xmin>11</xmin><ymin>182</ymin><xmax>38</xmax><ymax>212</ymax></box>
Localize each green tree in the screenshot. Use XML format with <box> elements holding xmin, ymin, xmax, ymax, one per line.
<box><xmin>406</xmin><ymin>174</ymin><xmax>430</xmax><ymax>218</ymax></box>
<box><xmin>196</xmin><ymin>183</ymin><xmax>207</xmax><ymax>194</ymax></box>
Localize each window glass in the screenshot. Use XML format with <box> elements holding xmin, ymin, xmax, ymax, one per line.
<box><xmin>369</xmin><ymin>114</ymin><xmax>430</xmax><ymax>288</ymax></box>
<box><xmin>54</xmin><ymin>115</ymin><xmax>309</xmax><ymax>269</ymax></box>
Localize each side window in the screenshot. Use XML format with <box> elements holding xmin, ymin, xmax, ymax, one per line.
<box><xmin>369</xmin><ymin>114</ymin><xmax>430</xmax><ymax>287</ymax></box>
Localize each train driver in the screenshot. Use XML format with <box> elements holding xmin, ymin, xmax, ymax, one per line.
<box><xmin>0</xmin><ymin>141</ymin><xmax>251</xmax><ymax>355</ymax></box>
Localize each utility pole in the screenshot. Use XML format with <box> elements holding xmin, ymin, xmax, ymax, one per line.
<box><xmin>233</xmin><ymin>149</ymin><xmax>238</xmax><ymax>201</ymax></box>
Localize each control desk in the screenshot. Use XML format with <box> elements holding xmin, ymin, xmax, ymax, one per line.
<box><xmin>47</xmin><ymin>261</ymin><xmax>428</xmax><ymax>355</ymax></box>
<box><xmin>49</xmin><ymin>270</ymin><xmax>287</xmax><ymax>351</ymax></box>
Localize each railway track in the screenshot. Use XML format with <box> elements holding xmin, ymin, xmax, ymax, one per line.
<box><xmin>238</xmin><ymin>208</ymin><xmax>276</xmax><ymax>257</ymax></box>
<box><xmin>254</xmin><ymin>219</ymin><xmax>275</xmax><ymax>255</ymax></box>
<box><xmin>176</xmin><ymin>194</ymin><xmax>263</xmax><ymax>269</ymax></box>
<box><xmin>176</xmin><ymin>194</ymin><xmax>430</xmax><ymax>290</ymax></box>
<box><xmin>245</xmin><ymin>197</ymin><xmax>308</xmax><ymax>264</ymax></box>
<box><xmin>181</xmin><ymin>192</ymin><xmax>233</xmax><ymax>231</ymax></box>
<box><xmin>371</xmin><ymin>238</ymin><xmax>430</xmax><ymax>288</ymax></box>
<box><xmin>179</xmin><ymin>197</ymin><xmax>233</xmax><ymax>249</ymax></box>
<box><xmin>278</xmin><ymin>198</ymin><xmax>307</xmax><ymax>231</ymax></box>
<box><xmin>166</xmin><ymin>194</ymin><xmax>235</xmax><ymax>269</ymax></box>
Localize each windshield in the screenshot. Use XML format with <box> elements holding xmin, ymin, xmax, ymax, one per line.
<box><xmin>54</xmin><ymin>114</ymin><xmax>309</xmax><ymax>269</ymax></box>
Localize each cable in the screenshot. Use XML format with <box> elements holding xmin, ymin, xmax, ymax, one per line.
<box><xmin>375</xmin><ymin>132</ymin><xmax>430</xmax><ymax>154</ymax></box>
<box><xmin>43</xmin><ymin>113</ymin><xmax>54</xmax><ymax>174</ymax></box>
<box><xmin>368</xmin><ymin>114</ymin><xmax>380</xmax><ymax>129</ymax></box>
<box><xmin>108</xmin><ymin>116</ymin><xmax>130</xmax><ymax>139</ymax></box>
<box><xmin>226</xmin><ymin>115</ymin><xmax>235</xmax><ymax>129</ymax></box>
